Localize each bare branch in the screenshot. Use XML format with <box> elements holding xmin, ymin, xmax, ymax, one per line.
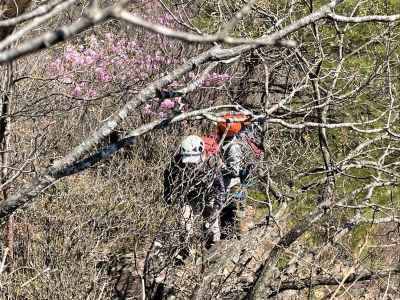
<box><xmin>0</xmin><ymin>5</ymin><xmax>114</xmax><ymax>64</ymax></box>
<box><xmin>114</xmin><ymin>9</ymin><xmax>296</xmax><ymax>47</ymax></box>
<box><xmin>266</xmin><ymin>266</ymin><xmax>400</xmax><ymax>298</ymax></box>
<box><xmin>0</xmin><ymin>0</ymin><xmax>67</xmax><ymax>27</ymax></box>
<box><xmin>0</xmin><ymin>0</ymin><xmax>77</xmax><ymax>51</ymax></box>
<box><xmin>328</xmin><ymin>13</ymin><xmax>400</xmax><ymax>23</ymax></box>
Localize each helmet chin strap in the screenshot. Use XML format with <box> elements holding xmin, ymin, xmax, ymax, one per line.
<box><xmin>182</xmin><ymin>153</ymin><xmax>202</xmax><ymax>157</ymax></box>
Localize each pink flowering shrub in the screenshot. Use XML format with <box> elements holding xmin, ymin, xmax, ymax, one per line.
<box><xmin>47</xmin><ymin>2</ymin><xmax>232</xmax><ymax>116</ymax></box>
<box><xmin>202</xmin><ymin>72</ymin><xmax>232</xmax><ymax>87</ymax></box>
<box><xmin>160</xmin><ymin>99</ymin><xmax>176</xmax><ymax>110</ymax></box>
<box><xmin>48</xmin><ymin>31</ymin><xmax>174</xmax><ymax>99</ymax></box>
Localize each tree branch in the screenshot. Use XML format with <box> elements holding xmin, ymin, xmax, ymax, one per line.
<box><xmin>266</xmin><ymin>265</ymin><xmax>400</xmax><ymax>298</ymax></box>
<box><xmin>0</xmin><ymin>0</ymin><xmax>67</xmax><ymax>27</ymax></box>
<box><xmin>328</xmin><ymin>13</ymin><xmax>400</xmax><ymax>23</ymax></box>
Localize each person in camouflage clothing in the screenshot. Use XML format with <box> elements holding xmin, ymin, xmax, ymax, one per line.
<box><xmin>164</xmin><ymin>135</ymin><xmax>225</xmax><ymax>246</ymax></box>
<box><xmin>216</xmin><ymin>114</ymin><xmax>264</xmax><ymax>237</ymax></box>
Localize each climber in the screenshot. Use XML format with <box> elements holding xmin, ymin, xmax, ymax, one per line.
<box><xmin>216</xmin><ymin>113</ymin><xmax>263</xmax><ymax>187</ymax></box>
<box><xmin>215</xmin><ymin>113</ymin><xmax>264</xmax><ymax>237</ymax></box>
<box><xmin>163</xmin><ymin>135</ymin><xmax>225</xmax><ymax>248</ymax></box>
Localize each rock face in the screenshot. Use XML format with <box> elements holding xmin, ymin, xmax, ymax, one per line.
<box><xmin>0</xmin><ymin>0</ymin><xmax>32</xmax><ymax>41</ymax></box>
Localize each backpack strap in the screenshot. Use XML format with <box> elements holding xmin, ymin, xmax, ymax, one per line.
<box><xmin>203</xmin><ymin>135</ymin><xmax>219</xmax><ymax>157</ymax></box>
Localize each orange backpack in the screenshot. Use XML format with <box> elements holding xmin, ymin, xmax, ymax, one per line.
<box><xmin>203</xmin><ymin>134</ymin><xmax>263</xmax><ymax>159</ymax></box>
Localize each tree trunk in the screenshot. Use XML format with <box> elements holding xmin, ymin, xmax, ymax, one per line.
<box><xmin>0</xmin><ymin>61</ymin><xmax>13</xmax><ymax>267</ymax></box>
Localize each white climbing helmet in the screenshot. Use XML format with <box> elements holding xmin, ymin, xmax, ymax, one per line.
<box><xmin>180</xmin><ymin>135</ymin><xmax>204</xmax><ymax>164</ymax></box>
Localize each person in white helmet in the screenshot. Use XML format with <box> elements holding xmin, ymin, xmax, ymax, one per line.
<box><xmin>163</xmin><ymin>135</ymin><xmax>225</xmax><ymax>252</ymax></box>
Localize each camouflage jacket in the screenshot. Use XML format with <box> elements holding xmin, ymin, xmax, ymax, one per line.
<box><xmin>163</xmin><ymin>155</ymin><xmax>226</xmax><ymax>214</ymax></box>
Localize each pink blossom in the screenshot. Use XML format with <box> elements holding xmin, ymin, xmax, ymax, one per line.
<box><xmin>84</xmin><ymin>56</ymin><xmax>96</xmax><ymax>65</ymax></box>
<box><xmin>127</xmin><ymin>41</ymin><xmax>137</xmax><ymax>50</ymax></box>
<box><xmin>48</xmin><ymin>58</ymin><xmax>64</xmax><ymax>75</ymax></box>
<box><xmin>64</xmin><ymin>47</ymin><xmax>85</xmax><ymax>65</ymax></box>
<box><xmin>143</xmin><ymin>104</ymin><xmax>153</xmax><ymax>115</ymax></box>
<box><xmin>160</xmin><ymin>99</ymin><xmax>175</xmax><ymax>110</ymax></box>
<box><xmin>111</xmin><ymin>41</ymin><xmax>128</xmax><ymax>57</ymax></box>
<box><xmin>71</xmin><ymin>84</ymin><xmax>82</xmax><ymax>97</ymax></box>
<box><xmin>47</xmin><ymin>18</ymin><xmax>186</xmax><ymax>108</ymax></box>
<box><xmin>202</xmin><ymin>72</ymin><xmax>232</xmax><ymax>87</ymax></box>
<box><xmin>87</xmin><ymin>89</ymin><xmax>97</xmax><ymax>98</ymax></box>
<box><xmin>83</xmin><ymin>49</ymin><xmax>99</xmax><ymax>65</ymax></box>
<box><xmin>95</xmin><ymin>67</ymin><xmax>111</xmax><ymax>82</ymax></box>
<box><xmin>112</xmin><ymin>44</ymin><xmax>124</xmax><ymax>55</ymax></box>
<box><xmin>157</xmin><ymin>14</ymin><xmax>174</xmax><ymax>27</ymax></box>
